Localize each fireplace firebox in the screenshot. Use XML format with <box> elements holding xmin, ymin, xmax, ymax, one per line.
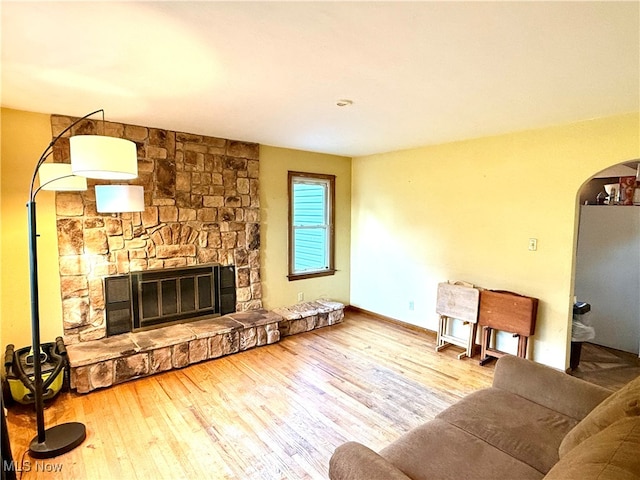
<box><xmin>104</xmin><ymin>264</ymin><xmax>236</xmax><ymax>336</ymax></box>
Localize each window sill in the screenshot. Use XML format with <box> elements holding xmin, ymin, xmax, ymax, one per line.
<box><xmin>287</xmin><ymin>269</ymin><xmax>336</xmax><ymax>281</ymax></box>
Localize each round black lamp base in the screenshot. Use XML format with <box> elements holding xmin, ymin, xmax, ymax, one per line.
<box><xmin>29</xmin><ymin>422</ymin><xmax>86</xmax><ymax>459</ymax></box>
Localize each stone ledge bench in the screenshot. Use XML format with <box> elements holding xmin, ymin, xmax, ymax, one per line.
<box><xmin>273</xmin><ymin>300</ymin><xmax>345</xmax><ymax>336</ymax></box>
<box><xmin>66</xmin><ymin>301</ymin><xmax>344</xmax><ymax>394</ymax></box>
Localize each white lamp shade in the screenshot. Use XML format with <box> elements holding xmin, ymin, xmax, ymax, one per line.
<box><xmin>70</xmin><ymin>135</ymin><xmax>138</xmax><ymax>180</ymax></box>
<box><xmin>38</xmin><ymin>163</ymin><xmax>88</xmax><ymax>191</ymax></box>
<box><xmin>95</xmin><ymin>185</ymin><xmax>145</xmax><ymax>213</ymax></box>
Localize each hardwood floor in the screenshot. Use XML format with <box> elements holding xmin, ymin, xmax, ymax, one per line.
<box><xmin>5</xmin><ymin>311</ymin><xmax>495</xmax><ymax>479</ymax></box>
<box><xmin>570</xmin><ymin>342</ymin><xmax>640</xmax><ymax>391</ymax></box>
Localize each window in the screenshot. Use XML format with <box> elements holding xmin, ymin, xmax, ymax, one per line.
<box><xmin>288</xmin><ymin>171</ymin><xmax>336</xmax><ymax>280</ymax></box>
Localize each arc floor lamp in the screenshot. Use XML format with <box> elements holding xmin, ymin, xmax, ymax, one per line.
<box><xmin>27</xmin><ymin>109</ymin><xmax>143</xmax><ymax>458</ymax></box>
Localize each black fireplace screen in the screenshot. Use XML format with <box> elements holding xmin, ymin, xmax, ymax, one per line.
<box><xmin>104</xmin><ymin>264</ymin><xmax>236</xmax><ymax>336</ymax></box>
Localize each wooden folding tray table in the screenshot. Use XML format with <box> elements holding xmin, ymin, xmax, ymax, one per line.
<box><xmin>435</xmin><ymin>282</ymin><xmax>480</xmax><ymax>359</ymax></box>
<box><xmin>478</xmin><ymin>290</ymin><xmax>538</xmax><ymax>366</ymax></box>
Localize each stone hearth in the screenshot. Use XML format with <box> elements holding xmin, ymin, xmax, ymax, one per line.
<box><xmin>67</xmin><ymin>301</ymin><xmax>344</xmax><ymax>393</ymax></box>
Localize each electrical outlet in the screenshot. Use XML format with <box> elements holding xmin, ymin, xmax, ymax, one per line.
<box><xmin>528</xmin><ymin>238</ymin><xmax>538</xmax><ymax>251</ymax></box>
<box><xmin>409</xmin><ymin>300</ymin><xmax>415</xmax><ymax>311</ymax></box>
<box><xmin>297</xmin><ymin>292</ymin><xmax>304</xmax><ymax>302</ymax></box>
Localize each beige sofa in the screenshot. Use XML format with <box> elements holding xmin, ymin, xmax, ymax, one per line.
<box><xmin>329</xmin><ymin>355</ymin><xmax>640</xmax><ymax>480</ymax></box>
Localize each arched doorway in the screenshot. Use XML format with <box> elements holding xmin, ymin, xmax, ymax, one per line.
<box><xmin>573</xmin><ymin>160</ymin><xmax>639</xmax><ymax>361</ymax></box>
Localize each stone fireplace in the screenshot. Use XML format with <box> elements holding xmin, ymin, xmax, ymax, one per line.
<box><xmin>51</xmin><ymin>115</ymin><xmax>262</xmax><ymax>344</ymax></box>
<box><xmin>49</xmin><ymin>115</ymin><xmax>346</xmax><ymax>395</ymax></box>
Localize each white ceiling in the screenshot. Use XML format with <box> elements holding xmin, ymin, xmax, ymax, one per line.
<box><xmin>2</xmin><ymin>1</ymin><xmax>639</xmax><ymax>157</ymax></box>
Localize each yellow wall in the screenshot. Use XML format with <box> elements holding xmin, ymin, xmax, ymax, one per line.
<box><xmin>1</xmin><ymin>108</ymin><xmax>64</xmax><ymax>349</ymax></box>
<box><xmin>259</xmin><ymin>145</ymin><xmax>351</xmax><ymax>309</ymax></box>
<box><xmin>350</xmin><ymin>113</ymin><xmax>640</xmax><ymax>370</ymax></box>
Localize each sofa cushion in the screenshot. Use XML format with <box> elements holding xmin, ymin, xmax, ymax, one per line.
<box><xmin>492</xmin><ymin>355</ymin><xmax>612</xmax><ymax>421</ymax></box>
<box><xmin>544</xmin><ymin>416</ymin><xmax>640</xmax><ymax>480</ymax></box>
<box><xmin>329</xmin><ymin>442</ymin><xmax>412</xmax><ymax>480</ymax></box>
<box><xmin>435</xmin><ymin>387</ymin><xmax>577</xmax><ymax>473</ymax></box>
<box><xmin>559</xmin><ymin>374</ymin><xmax>640</xmax><ymax>457</ymax></box>
<box><xmin>380</xmin><ymin>419</ymin><xmax>543</xmax><ymax>480</ymax></box>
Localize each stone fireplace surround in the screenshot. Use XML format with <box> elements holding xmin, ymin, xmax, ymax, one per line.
<box><xmin>48</xmin><ymin>115</ymin><xmax>347</xmax><ymax>393</ymax></box>
<box><xmin>50</xmin><ymin>115</ymin><xmax>262</xmax><ymax>345</ymax></box>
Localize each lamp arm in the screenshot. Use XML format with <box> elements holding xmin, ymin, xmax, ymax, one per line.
<box><xmin>29</xmin><ymin>109</ymin><xmax>105</xmax><ymax>200</ymax></box>
<box><xmin>29</xmin><ymin>151</ymin><xmax>53</xmax><ymax>201</ymax></box>
<box><xmin>33</xmin><ymin>174</ymin><xmax>80</xmax><ymax>198</ymax></box>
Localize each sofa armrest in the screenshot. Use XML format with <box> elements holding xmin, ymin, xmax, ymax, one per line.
<box><xmin>329</xmin><ymin>442</ymin><xmax>412</xmax><ymax>480</ymax></box>
<box><xmin>492</xmin><ymin>355</ymin><xmax>612</xmax><ymax>421</ymax></box>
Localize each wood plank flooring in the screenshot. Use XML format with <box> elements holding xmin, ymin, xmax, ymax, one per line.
<box><xmin>6</xmin><ymin>311</ymin><xmax>495</xmax><ymax>479</ymax></box>
<box><xmin>570</xmin><ymin>342</ymin><xmax>640</xmax><ymax>391</ymax></box>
